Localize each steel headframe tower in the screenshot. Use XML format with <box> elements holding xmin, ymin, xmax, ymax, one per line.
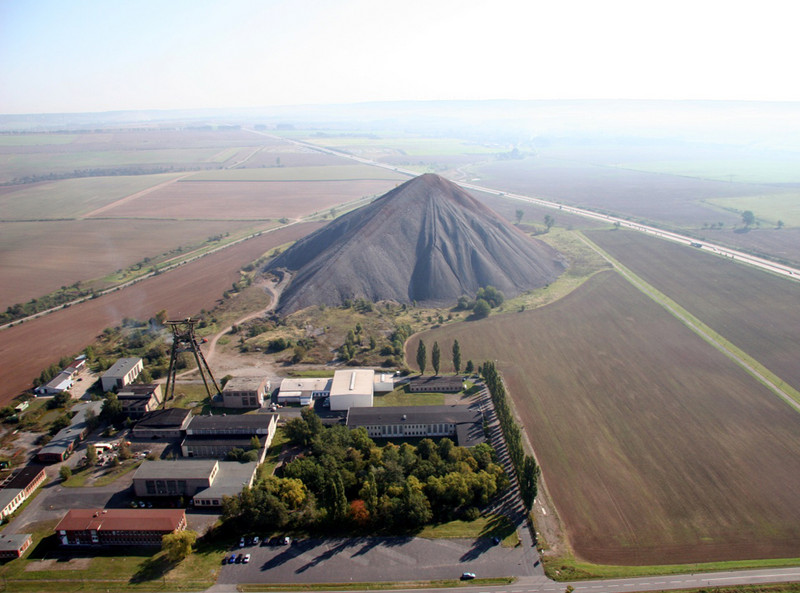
<box><xmin>164</xmin><ymin>317</ymin><xmax>221</xmax><ymax>406</ymax></box>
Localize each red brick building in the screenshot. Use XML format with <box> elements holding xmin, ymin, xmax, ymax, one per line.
<box><xmin>55</xmin><ymin>508</ymin><xmax>186</xmax><ymax>547</ymax></box>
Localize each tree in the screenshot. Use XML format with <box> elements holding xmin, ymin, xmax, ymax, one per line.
<box><xmin>431</xmin><ymin>342</ymin><xmax>441</xmax><ymax>375</ymax></box>
<box><xmin>777</xmin><ymin>220</ymin><xmax>784</xmax><ymax>229</ymax></box>
<box><xmin>472</xmin><ymin>299</ymin><xmax>491</xmax><ymax>319</ymax></box>
<box><xmin>100</xmin><ymin>393</ymin><xmax>123</xmax><ymax>423</ymax></box>
<box><xmin>59</xmin><ymin>465</ymin><xmax>72</xmax><ymax>481</ymax></box>
<box><xmin>416</xmin><ymin>340</ymin><xmax>427</xmax><ymax>375</ymax></box>
<box><xmin>250</xmin><ymin>436</ymin><xmax>261</xmax><ymax>450</ymax></box>
<box><xmin>520</xmin><ymin>455</ymin><xmax>541</xmax><ymax>510</ymax></box>
<box><xmin>515</xmin><ymin>209</ymin><xmax>524</xmax><ymax>224</ymax></box>
<box><xmin>544</xmin><ymin>214</ymin><xmax>555</xmax><ymax>231</ymax></box>
<box><xmin>162</xmin><ymin>530</ymin><xmax>197</xmax><ymax>563</ymax></box>
<box><xmin>452</xmin><ymin>340</ymin><xmax>461</xmax><ymax>374</ymax></box>
<box><xmin>86</xmin><ymin>444</ymin><xmax>98</xmax><ymax>465</ymax></box>
<box><xmin>465</xmin><ymin>360</ymin><xmax>474</xmax><ymax>374</ymax></box>
<box><xmin>155</xmin><ymin>309</ymin><xmax>168</xmax><ymax>325</ymax></box>
<box><xmin>742</xmin><ymin>210</ymin><xmax>756</xmax><ymax>227</ymax></box>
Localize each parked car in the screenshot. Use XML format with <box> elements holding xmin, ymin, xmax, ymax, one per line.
<box><xmin>227</xmin><ymin>554</ymin><xmax>237</xmax><ymax>564</ymax></box>
<box><xmin>282</xmin><ymin>536</ymin><xmax>291</xmax><ymax>545</ymax></box>
<box><xmin>235</xmin><ymin>553</ymin><xmax>244</xmax><ymax>564</ymax></box>
<box><xmin>461</xmin><ymin>572</ymin><xmax>476</xmax><ymax>580</ymax></box>
<box><xmin>243</xmin><ymin>554</ymin><xmax>251</xmax><ymax>564</ymax></box>
<box><xmin>252</xmin><ymin>536</ymin><xmax>260</xmax><ymax>545</ymax></box>
<box><xmin>239</xmin><ymin>537</ymin><xmax>245</xmax><ymax>548</ymax></box>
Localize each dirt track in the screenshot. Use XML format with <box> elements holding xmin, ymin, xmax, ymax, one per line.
<box><xmin>0</xmin><ymin>223</ymin><xmax>322</xmax><ymax>405</ymax></box>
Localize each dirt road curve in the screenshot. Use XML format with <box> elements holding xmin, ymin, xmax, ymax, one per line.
<box><xmin>0</xmin><ymin>223</ymin><xmax>322</xmax><ymax>406</ymax></box>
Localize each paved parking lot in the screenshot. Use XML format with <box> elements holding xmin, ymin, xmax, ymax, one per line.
<box><xmin>219</xmin><ymin>536</ymin><xmax>540</xmax><ymax>584</ymax></box>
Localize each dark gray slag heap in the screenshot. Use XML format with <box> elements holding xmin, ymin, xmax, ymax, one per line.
<box><xmin>267</xmin><ymin>173</ymin><xmax>566</xmax><ymax>313</ymax></box>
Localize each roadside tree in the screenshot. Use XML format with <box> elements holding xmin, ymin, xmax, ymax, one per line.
<box><xmin>431</xmin><ymin>342</ymin><xmax>441</xmax><ymax>375</ymax></box>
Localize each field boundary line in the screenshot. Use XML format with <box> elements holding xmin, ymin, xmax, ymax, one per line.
<box><xmin>577</xmin><ymin>233</ymin><xmax>800</xmax><ymax>414</ymax></box>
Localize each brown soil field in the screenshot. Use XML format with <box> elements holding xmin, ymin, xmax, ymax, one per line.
<box><xmin>406</xmin><ymin>271</ymin><xmax>800</xmax><ymax>565</ymax></box>
<box><xmin>473</xmin><ymin>158</ymin><xmax>772</xmax><ymax>227</ymax></box>
<box><xmin>0</xmin><ymin>222</ymin><xmax>322</xmax><ymax>404</ymax></box>
<box><xmin>0</xmin><ymin>219</ymin><xmax>261</xmax><ymax>309</ymax></box>
<box><xmin>586</xmin><ymin>229</ymin><xmax>800</xmax><ymax>390</ymax></box>
<box><xmin>90</xmin><ymin>179</ymin><xmax>400</xmax><ymax>220</ymax></box>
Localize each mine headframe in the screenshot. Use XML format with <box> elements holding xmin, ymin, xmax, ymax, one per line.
<box><xmin>163</xmin><ymin>317</ymin><xmax>220</xmax><ymax>406</ymax></box>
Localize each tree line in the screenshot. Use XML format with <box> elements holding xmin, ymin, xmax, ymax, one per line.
<box><xmin>222</xmin><ymin>409</ymin><xmax>508</xmax><ymax>533</ymax></box>
<box><xmin>481</xmin><ymin>361</ymin><xmax>540</xmax><ymax>510</ymax></box>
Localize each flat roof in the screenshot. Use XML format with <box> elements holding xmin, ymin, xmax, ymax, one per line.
<box><xmin>102</xmin><ymin>357</ymin><xmax>142</xmax><ymax>379</ymax></box>
<box><xmin>1</xmin><ymin>464</ymin><xmax>45</xmax><ymax>490</ymax></box>
<box><xmin>117</xmin><ymin>384</ymin><xmax>160</xmax><ymax>397</ymax></box>
<box><xmin>0</xmin><ymin>489</ymin><xmax>23</xmax><ymax>510</ymax></box>
<box><xmin>223</xmin><ymin>377</ymin><xmax>267</xmax><ymax>392</ymax></box>
<box><xmin>279</xmin><ymin>377</ymin><xmax>331</xmax><ymax>393</ymax></box>
<box><xmin>56</xmin><ymin>508</ymin><xmax>185</xmax><ymax>533</ymax></box>
<box><xmin>0</xmin><ymin>533</ymin><xmax>31</xmax><ymax>550</ymax></box>
<box><xmin>330</xmin><ymin>369</ymin><xmax>374</xmax><ymax>397</ymax></box>
<box><xmin>133</xmin><ymin>459</ymin><xmax>217</xmax><ymax>481</ymax></box>
<box><xmin>134</xmin><ymin>408</ymin><xmax>191</xmax><ymax>428</ymax></box>
<box><xmin>186</xmin><ymin>414</ymin><xmax>275</xmax><ymax>433</ymax></box>
<box><xmin>408</xmin><ymin>375</ymin><xmax>463</xmax><ymax>389</ymax></box>
<box><xmin>346</xmin><ymin>405</ymin><xmax>480</xmax><ymax>426</ymax></box>
<box><xmin>193</xmin><ymin>461</ymin><xmax>257</xmax><ymax>500</ymax></box>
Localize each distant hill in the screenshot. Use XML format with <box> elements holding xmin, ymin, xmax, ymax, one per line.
<box><xmin>267</xmin><ymin>173</ymin><xmax>566</xmax><ymax>313</ymax></box>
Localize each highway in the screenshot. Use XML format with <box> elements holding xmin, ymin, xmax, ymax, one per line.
<box><xmin>261</xmin><ymin>131</ymin><xmax>800</xmax><ymax>282</ymax></box>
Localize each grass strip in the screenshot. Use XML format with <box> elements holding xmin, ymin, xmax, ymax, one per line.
<box><xmin>545</xmin><ymin>551</ymin><xmax>800</xmax><ymax>581</ymax></box>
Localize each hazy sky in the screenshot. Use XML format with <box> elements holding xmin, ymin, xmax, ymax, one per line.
<box><xmin>1</xmin><ymin>0</ymin><xmax>798</xmax><ymax>114</ymax></box>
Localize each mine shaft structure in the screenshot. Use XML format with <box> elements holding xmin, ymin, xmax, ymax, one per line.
<box><xmin>164</xmin><ymin>318</ymin><xmax>220</xmax><ymax>406</ymax></box>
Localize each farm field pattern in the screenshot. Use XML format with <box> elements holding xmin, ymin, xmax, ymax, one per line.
<box><xmin>0</xmin><ymin>222</ymin><xmax>323</xmax><ymax>404</ymax></box>
<box><xmin>408</xmin><ymin>271</ymin><xmax>800</xmax><ymax>565</ymax></box>
<box><xmin>586</xmin><ymin>230</ymin><xmax>800</xmax><ymax>392</ymax></box>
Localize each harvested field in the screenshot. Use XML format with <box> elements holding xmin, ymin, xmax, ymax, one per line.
<box><xmin>91</xmin><ymin>179</ymin><xmax>401</xmax><ymax>219</ymax></box>
<box><xmin>407</xmin><ymin>271</ymin><xmax>800</xmax><ymax>564</ymax></box>
<box><xmin>0</xmin><ymin>222</ymin><xmax>323</xmax><ymax>404</ymax></box>
<box><xmin>239</xmin><ymin>148</ymin><xmax>352</xmax><ymax>169</ymax></box>
<box><xmin>473</xmin><ymin>158</ymin><xmax>773</xmax><ymax>227</ymax></box>
<box><xmin>185</xmin><ymin>164</ymin><xmax>404</xmax><ymax>181</ymax></box>
<box><xmin>586</xmin><ymin>229</ymin><xmax>800</xmax><ymax>390</ymax></box>
<box><xmin>0</xmin><ymin>173</ymin><xmax>184</xmax><ymax>219</ymax></box>
<box><xmin>0</xmin><ymin>219</ymin><xmax>261</xmax><ymax>309</ymax></box>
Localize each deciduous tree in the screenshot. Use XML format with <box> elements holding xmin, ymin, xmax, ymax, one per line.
<box><xmin>162</xmin><ymin>530</ymin><xmax>197</xmax><ymax>563</ymax></box>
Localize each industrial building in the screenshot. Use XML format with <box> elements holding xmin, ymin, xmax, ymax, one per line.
<box><xmin>100</xmin><ymin>357</ymin><xmax>143</xmax><ymax>392</ymax></box>
<box><xmin>55</xmin><ymin>508</ymin><xmax>186</xmax><ymax>546</ymax></box>
<box><xmin>329</xmin><ymin>369</ymin><xmax>374</xmax><ymax>411</ymax></box>
<box><xmin>346</xmin><ymin>405</ymin><xmax>484</xmax><ymax>447</ymax></box>
<box><xmin>277</xmin><ymin>377</ymin><xmax>332</xmax><ymax>406</ymax></box>
<box><xmin>221</xmin><ymin>376</ymin><xmax>270</xmax><ymax>409</ymax></box>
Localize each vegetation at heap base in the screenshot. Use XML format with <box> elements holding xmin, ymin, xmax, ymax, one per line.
<box><xmin>481</xmin><ymin>361</ymin><xmax>539</xmax><ymax>510</ymax></box>
<box><xmin>222</xmin><ymin>408</ymin><xmax>509</xmax><ymax>534</ymax></box>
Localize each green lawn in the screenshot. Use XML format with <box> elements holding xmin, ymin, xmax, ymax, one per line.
<box><xmin>373</xmin><ymin>386</ymin><xmax>444</xmax><ymax>407</ymax></box>
<box><xmin>705</xmin><ymin>191</ymin><xmax>800</xmax><ymax>227</ymax></box>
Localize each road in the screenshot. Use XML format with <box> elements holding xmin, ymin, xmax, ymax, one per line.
<box><xmin>257</xmin><ymin>130</ymin><xmax>800</xmax><ymax>283</ymax></box>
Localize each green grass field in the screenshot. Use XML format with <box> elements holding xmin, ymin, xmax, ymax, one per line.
<box><xmin>186</xmin><ymin>164</ymin><xmax>404</xmax><ymax>182</ymax></box>
<box><xmin>705</xmin><ymin>192</ymin><xmax>800</xmax><ymax>226</ymax></box>
<box><xmin>0</xmin><ymin>134</ymin><xmax>78</xmax><ymax>146</ymax></box>
<box><xmin>373</xmin><ymin>386</ymin><xmax>445</xmax><ymax>407</ymax></box>
<box><xmin>410</xmin><ymin>270</ymin><xmax>800</xmax><ymax>565</ymax></box>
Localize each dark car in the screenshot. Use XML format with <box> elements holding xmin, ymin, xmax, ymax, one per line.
<box><xmin>235</xmin><ymin>553</ymin><xmax>244</xmax><ymax>564</ymax></box>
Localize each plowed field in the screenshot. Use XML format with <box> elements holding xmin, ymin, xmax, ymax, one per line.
<box><xmin>0</xmin><ymin>222</ymin><xmax>322</xmax><ymax>404</ymax></box>
<box><xmin>407</xmin><ymin>271</ymin><xmax>800</xmax><ymax>564</ymax></box>
<box><xmin>91</xmin><ymin>179</ymin><xmax>401</xmax><ymax>220</ymax></box>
